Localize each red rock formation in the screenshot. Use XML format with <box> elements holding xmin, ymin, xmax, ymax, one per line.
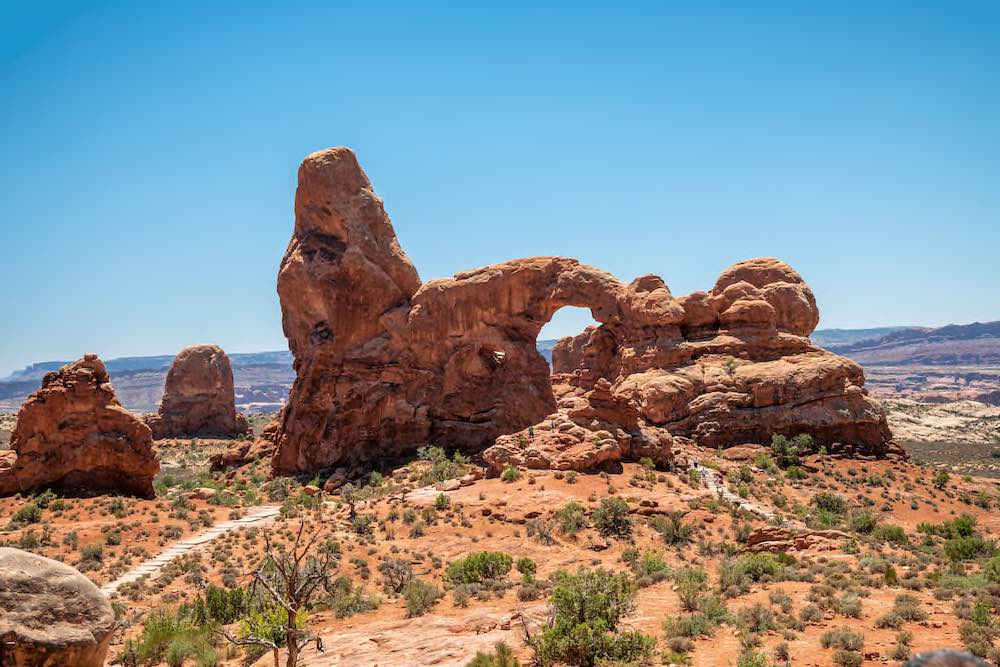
<box><xmin>253</xmin><ymin>147</ymin><xmax>897</xmax><ymax>476</ymax></box>
<box><xmin>0</xmin><ymin>355</ymin><xmax>159</xmax><ymax>498</ymax></box>
<box><xmin>145</xmin><ymin>344</ymin><xmax>250</xmax><ymax>439</ymax></box>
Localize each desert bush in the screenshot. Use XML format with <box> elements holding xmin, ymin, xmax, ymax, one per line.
<box><xmin>650</xmin><ymin>511</ymin><xmax>694</xmax><ymax>546</ymax></box>
<box><xmin>735</xmin><ymin>651</ymin><xmax>771</xmax><ymax>667</ymax></box>
<box><xmin>738</xmin><ymin>602</ymin><xmax>777</xmax><ymax>634</ymax></box>
<box><xmin>534</xmin><ymin>568</ymin><xmax>655</xmax><ymax>667</ymax></box>
<box><xmin>554</xmin><ymin>501</ymin><xmax>587</xmax><ymax>536</ymax></box>
<box><xmin>10</xmin><ymin>502</ymin><xmax>42</xmax><ymax>528</ymax></box>
<box><xmin>526</xmin><ymin>517</ymin><xmax>555</xmax><ymax>545</ymax></box>
<box><xmin>445</xmin><ymin>551</ymin><xmax>512</xmax><ymax>585</ymax></box>
<box><xmin>186</xmin><ymin>584</ymin><xmax>251</xmax><ymax>625</ymax></box>
<box><xmin>959</xmin><ymin>620</ymin><xmax>998</xmax><ymax>657</ymax></box>
<box><xmin>378</xmin><ymin>558</ymin><xmax>413</xmax><ymax>595</ymax></box>
<box><xmin>945</xmin><ymin>535</ymin><xmax>997</xmax><ymax>562</ymax></box>
<box><xmin>592</xmin><ymin>497</ymin><xmax>632</xmax><ymax>539</ymax></box>
<box><xmin>799</xmin><ymin>604</ymin><xmax>823</xmax><ymax>623</ymax></box>
<box><xmin>674</xmin><ymin>566</ymin><xmax>709</xmax><ymax>612</ymax></box>
<box><xmin>872</xmin><ymin>524</ymin><xmax>908</xmax><ymax>546</ymax></box>
<box><xmin>500</xmin><ymin>465</ymin><xmax>520</xmax><ymax>483</ymax></box>
<box><xmin>326</xmin><ymin>576</ymin><xmax>381</xmax><ymax>618</ymax></box>
<box><xmin>833</xmin><ymin>650</ymin><xmax>863</xmax><ymax>667</ymax></box>
<box><xmin>516</xmin><ymin>557</ymin><xmax>537</xmax><ymax>580</ymax></box>
<box><xmin>847</xmin><ymin>509</ymin><xmax>878</xmax><ymax>534</ymax></box>
<box><xmin>810</xmin><ymin>492</ymin><xmax>848</xmax><ymax>515</ymax></box>
<box><xmin>820</xmin><ymin>628</ymin><xmax>864</xmax><ymax>651</ymax></box>
<box><xmin>465</xmin><ymin>642</ymin><xmax>520</xmax><ymax>667</ymax></box>
<box><xmin>403</xmin><ymin>579</ymin><xmax>443</xmax><ymax>617</ymax></box>
<box><xmin>417</xmin><ymin>445</ymin><xmax>469</xmax><ymax>485</ymax></box>
<box><xmin>630</xmin><ymin>551</ymin><xmax>670</xmax><ymax>587</ymax></box>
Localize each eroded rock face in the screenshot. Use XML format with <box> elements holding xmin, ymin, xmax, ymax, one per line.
<box><xmin>146</xmin><ymin>344</ymin><xmax>250</xmax><ymax>439</ymax></box>
<box><xmin>0</xmin><ymin>547</ymin><xmax>116</xmax><ymax>667</ymax></box>
<box><xmin>0</xmin><ymin>355</ymin><xmax>158</xmax><ymax>498</ymax></box>
<box><xmin>247</xmin><ymin>147</ymin><xmax>897</xmax><ymax>476</ymax></box>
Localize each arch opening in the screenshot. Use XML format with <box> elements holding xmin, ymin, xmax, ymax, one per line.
<box><xmin>537</xmin><ymin>306</ymin><xmax>600</xmax><ymax>374</ymax></box>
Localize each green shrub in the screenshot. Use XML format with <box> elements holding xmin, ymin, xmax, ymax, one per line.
<box><xmin>403</xmin><ymin>579</ymin><xmax>443</xmax><ymax>617</ymax></box>
<box><xmin>326</xmin><ymin>576</ymin><xmax>381</xmax><ymax>618</ymax></box>
<box><xmin>534</xmin><ymin>568</ymin><xmax>655</xmax><ymax>667</ymax></box>
<box><xmin>739</xmin><ymin>553</ymin><xmax>783</xmax><ymax>582</ymax></box>
<box><xmin>983</xmin><ymin>555</ymin><xmax>1000</xmax><ymax>583</ymax></box>
<box><xmin>736</xmin><ymin>651</ymin><xmax>772</xmax><ymax>667</ymax></box>
<box><xmin>465</xmin><ymin>642</ymin><xmax>520</xmax><ymax>667</ymax></box>
<box><xmin>847</xmin><ymin>509</ymin><xmax>878</xmax><ymax>534</ymax></box>
<box><xmin>737</xmin><ymin>602</ymin><xmax>777</xmax><ymax>633</ymax></box>
<box><xmin>379</xmin><ymin>558</ymin><xmax>414</xmax><ymax>595</ymax></box>
<box><xmin>630</xmin><ymin>551</ymin><xmax>670</xmax><ymax>587</ymax></box>
<box><xmin>649</xmin><ymin>511</ymin><xmax>694</xmax><ymax>546</ymax></box>
<box><xmin>872</xmin><ymin>524</ymin><xmax>908</xmax><ymax>546</ymax></box>
<box><xmin>833</xmin><ymin>650</ymin><xmax>863</xmax><ymax>667</ymax></box>
<box><xmin>945</xmin><ymin>535</ymin><xmax>997</xmax><ymax>562</ymax></box>
<box><xmin>770</xmin><ymin>433</ymin><xmax>813</xmax><ymax>469</ymax></box>
<box><xmin>959</xmin><ymin>620</ymin><xmax>997</xmax><ymax>657</ymax></box>
<box><xmin>516</xmin><ymin>557</ymin><xmax>537</xmax><ymax>580</ymax></box>
<box><xmin>445</xmin><ymin>551</ymin><xmax>512</xmax><ymax>585</ymax></box>
<box><xmin>186</xmin><ymin>585</ymin><xmax>251</xmax><ymax>625</ymax></box>
<box><xmin>810</xmin><ymin>492</ymin><xmax>848</xmax><ymax>515</ymax></box>
<box><xmin>10</xmin><ymin>502</ymin><xmax>42</xmax><ymax>527</ymax></box>
<box><xmin>820</xmin><ymin>628</ymin><xmax>864</xmax><ymax>651</ymax></box>
<box><xmin>554</xmin><ymin>501</ymin><xmax>587</xmax><ymax>536</ymax></box>
<box><xmin>592</xmin><ymin>497</ymin><xmax>632</xmax><ymax>540</ymax></box>
<box><xmin>501</xmin><ymin>465</ymin><xmax>520</xmax><ymax>483</ymax></box>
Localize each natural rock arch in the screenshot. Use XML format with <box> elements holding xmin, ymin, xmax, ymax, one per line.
<box><xmin>229</xmin><ymin>147</ymin><xmax>898</xmax><ymax>477</ymax></box>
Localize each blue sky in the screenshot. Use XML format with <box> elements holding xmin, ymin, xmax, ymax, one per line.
<box><xmin>1</xmin><ymin>1</ymin><xmax>998</xmax><ymax>376</ymax></box>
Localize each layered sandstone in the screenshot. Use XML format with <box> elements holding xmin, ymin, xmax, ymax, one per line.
<box><xmin>233</xmin><ymin>147</ymin><xmax>897</xmax><ymax>477</ymax></box>
<box><xmin>0</xmin><ymin>354</ymin><xmax>159</xmax><ymax>498</ymax></box>
<box><xmin>0</xmin><ymin>547</ymin><xmax>117</xmax><ymax>667</ymax></box>
<box><xmin>146</xmin><ymin>344</ymin><xmax>250</xmax><ymax>439</ymax></box>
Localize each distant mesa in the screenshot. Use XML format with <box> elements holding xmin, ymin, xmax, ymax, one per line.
<box><xmin>0</xmin><ymin>547</ymin><xmax>117</xmax><ymax>667</ymax></box>
<box><xmin>0</xmin><ymin>354</ymin><xmax>159</xmax><ymax>498</ymax></box>
<box><xmin>213</xmin><ymin>147</ymin><xmax>901</xmax><ymax>477</ymax></box>
<box><xmin>144</xmin><ymin>344</ymin><xmax>251</xmax><ymax>439</ymax></box>
<box><xmin>825</xmin><ymin>320</ymin><xmax>1000</xmax><ymax>367</ymax></box>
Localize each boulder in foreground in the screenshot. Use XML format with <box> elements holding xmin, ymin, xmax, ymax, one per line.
<box><xmin>0</xmin><ymin>547</ymin><xmax>116</xmax><ymax>667</ymax></box>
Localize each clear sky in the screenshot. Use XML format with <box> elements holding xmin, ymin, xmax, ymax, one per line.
<box><xmin>1</xmin><ymin>1</ymin><xmax>998</xmax><ymax>376</ymax></box>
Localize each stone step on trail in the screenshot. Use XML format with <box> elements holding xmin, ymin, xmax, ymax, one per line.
<box><xmin>99</xmin><ymin>504</ymin><xmax>281</xmax><ymax>596</ymax></box>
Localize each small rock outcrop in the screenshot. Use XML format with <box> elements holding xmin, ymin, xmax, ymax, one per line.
<box><xmin>238</xmin><ymin>147</ymin><xmax>898</xmax><ymax>477</ymax></box>
<box><xmin>0</xmin><ymin>547</ymin><xmax>116</xmax><ymax>667</ymax></box>
<box><xmin>145</xmin><ymin>344</ymin><xmax>250</xmax><ymax>439</ymax></box>
<box><xmin>0</xmin><ymin>354</ymin><xmax>159</xmax><ymax>498</ymax></box>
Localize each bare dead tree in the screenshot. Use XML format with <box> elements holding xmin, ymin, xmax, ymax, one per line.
<box><xmin>219</xmin><ymin>520</ymin><xmax>331</xmax><ymax>667</ymax></box>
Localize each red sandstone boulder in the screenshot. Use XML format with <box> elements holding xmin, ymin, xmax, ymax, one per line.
<box><xmin>0</xmin><ymin>547</ymin><xmax>116</xmax><ymax>667</ymax></box>
<box><xmin>0</xmin><ymin>355</ymin><xmax>158</xmax><ymax>498</ymax></box>
<box><xmin>145</xmin><ymin>344</ymin><xmax>250</xmax><ymax>439</ymax></box>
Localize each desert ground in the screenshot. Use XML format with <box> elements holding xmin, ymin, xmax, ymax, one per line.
<box><xmin>4</xmin><ymin>421</ymin><xmax>1000</xmax><ymax>666</ymax></box>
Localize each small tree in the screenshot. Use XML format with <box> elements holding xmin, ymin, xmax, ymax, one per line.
<box><xmin>220</xmin><ymin>521</ymin><xmax>331</xmax><ymax>667</ymax></box>
<box><xmin>530</xmin><ymin>567</ymin><xmax>654</xmax><ymax>666</ymax></box>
